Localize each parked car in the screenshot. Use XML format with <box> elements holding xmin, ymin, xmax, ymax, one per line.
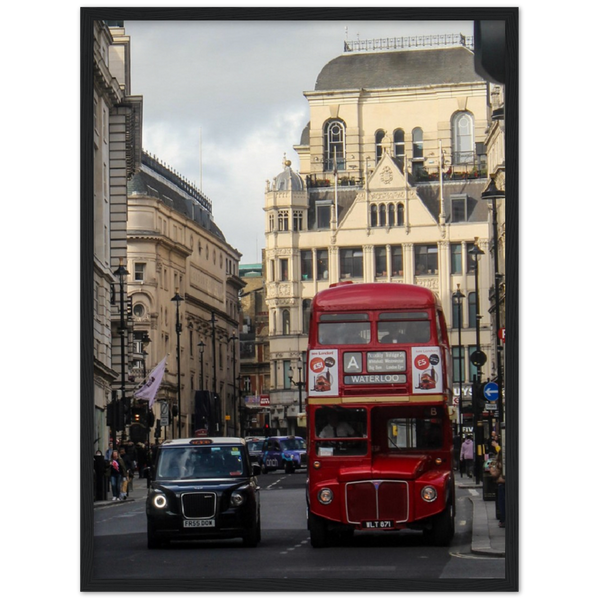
<box><xmin>146</xmin><ymin>437</ymin><xmax>261</xmax><ymax>548</ymax></box>
<box><xmin>245</xmin><ymin>436</ymin><xmax>265</xmax><ymax>467</ymax></box>
<box><xmin>259</xmin><ymin>436</ymin><xmax>307</xmax><ymax>474</ymax></box>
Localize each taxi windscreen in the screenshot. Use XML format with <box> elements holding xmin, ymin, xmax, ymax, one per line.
<box><xmin>156</xmin><ymin>446</ymin><xmax>246</xmax><ymax>479</ymax></box>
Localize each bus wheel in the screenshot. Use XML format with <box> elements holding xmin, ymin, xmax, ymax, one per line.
<box><xmin>308</xmin><ymin>512</ymin><xmax>329</xmax><ymax>548</ymax></box>
<box><xmin>425</xmin><ymin>503</ymin><xmax>454</xmax><ymax>547</ymax></box>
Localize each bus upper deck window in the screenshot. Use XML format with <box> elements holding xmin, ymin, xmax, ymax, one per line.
<box><xmin>318</xmin><ymin>313</ymin><xmax>370</xmax><ymax>345</ymax></box>
<box><xmin>377</xmin><ymin>312</ymin><xmax>430</xmax><ymax>344</ymax></box>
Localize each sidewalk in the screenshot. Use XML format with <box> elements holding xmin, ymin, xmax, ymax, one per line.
<box><xmin>94</xmin><ymin>475</ymin><xmax>505</xmax><ymax>557</ymax></box>
<box><xmin>457</xmin><ymin>477</ymin><xmax>505</xmax><ymax>557</ymax></box>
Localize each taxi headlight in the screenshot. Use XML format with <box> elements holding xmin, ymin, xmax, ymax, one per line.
<box><xmin>318</xmin><ymin>488</ymin><xmax>334</xmax><ymax>504</ymax></box>
<box><xmin>152</xmin><ymin>494</ymin><xmax>167</xmax><ymax>509</ymax></box>
<box><xmin>230</xmin><ymin>492</ymin><xmax>245</xmax><ymax>507</ymax></box>
<box><xmin>421</xmin><ymin>486</ymin><xmax>438</xmax><ymax>502</ymax></box>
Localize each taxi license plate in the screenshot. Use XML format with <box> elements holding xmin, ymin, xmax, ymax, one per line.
<box><xmin>362</xmin><ymin>520</ymin><xmax>394</xmax><ymax>529</ymax></box>
<box><xmin>183</xmin><ymin>519</ymin><xmax>215</xmax><ymax>528</ymax></box>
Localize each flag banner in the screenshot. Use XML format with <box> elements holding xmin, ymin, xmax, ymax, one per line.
<box><xmin>134</xmin><ymin>356</ymin><xmax>167</xmax><ymax>408</ymax></box>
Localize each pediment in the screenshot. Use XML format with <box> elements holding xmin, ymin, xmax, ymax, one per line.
<box><xmin>367</xmin><ymin>152</ymin><xmax>409</xmax><ymax>192</ymax></box>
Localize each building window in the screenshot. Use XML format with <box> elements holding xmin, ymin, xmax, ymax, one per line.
<box><xmin>468</xmin><ymin>345</ymin><xmax>478</xmax><ymax>381</ymax></box>
<box><xmin>134</xmin><ymin>263</ymin><xmax>146</xmax><ymax>281</ymax></box>
<box><xmin>278</xmin><ymin>210</ymin><xmax>289</xmax><ymax>231</ymax></box>
<box><xmin>468</xmin><ymin>293</ymin><xmax>477</xmax><ymax>328</ymax></box>
<box><xmin>282</xmin><ymin>310</ymin><xmax>290</xmax><ymax>335</ymax></box>
<box><xmin>379</xmin><ymin>204</ymin><xmax>386</xmax><ymax>227</ymax></box>
<box><xmin>324</xmin><ymin>119</ymin><xmax>345</xmax><ymax>171</ymax></box>
<box><xmin>415</xmin><ymin>244</ymin><xmax>438</xmax><ymax>276</ymax></box>
<box><xmin>452</xmin><ymin>112</ymin><xmax>474</xmax><ymax>165</ymax></box>
<box><xmin>293</xmin><ymin>210</ymin><xmax>303</xmax><ymax>231</ymax></box>
<box><xmin>375</xmin><ymin>247</ymin><xmax>387</xmax><ymax>278</ymax></box>
<box><xmin>394</xmin><ymin>129</ymin><xmax>405</xmax><ymax>167</ymax></box>
<box><xmin>268</xmin><ymin>214</ymin><xmax>275</xmax><ymax>231</ymax></box>
<box><xmin>451</xmin><ymin>244</ymin><xmax>462</xmax><ymax>274</ymax></box>
<box><xmin>370</xmin><ymin>204</ymin><xmax>378</xmax><ymax>227</ymax></box>
<box><xmin>303</xmin><ymin>299</ymin><xmax>311</xmax><ymax>334</ymax></box>
<box><xmin>283</xmin><ymin>360</ymin><xmax>291</xmax><ymax>389</ymax></box>
<box><xmin>300</xmin><ymin>250</ymin><xmax>313</xmax><ymax>281</ymax></box>
<box><xmin>280</xmin><ymin>258</ymin><xmax>289</xmax><ymax>282</ymax></box>
<box><xmin>316</xmin><ymin>201</ymin><xmax>332</xmax><ymax>229</ymax></box>
<box><xmin>466</xmin><ymin>243</ymin><xmax>478</xmax><ymax>274</ymax></box>
<box><xmin>452</xmin><ymin>346</ymin><xmax>466</xmax><ymax>383</ymax></box>
<box><xmin>340</xmin><ymin>248</ymin><xmax>363</xmax><ymax>279</ymax></box>
<box><xmin>317</xmin><ymin>249</ymin><xmax>329</xmax><ymax>280</ymax></box>
<box><xmin>391</xmin><ymin>246</ymin><xmax>403</xmax><ymax>276</ymax></box>
<box><xmin>412</xmin><ymin>127</ymin><xmax>424</xmax><ymax>159</ymax></box>
<box><xmin>397</xmin><ymin>203</ymin><xmax>405</xmax><ymax>226</ymax></box>
<box><xmin>375</xmin><ymin>129</ymin><xmax>385</xmax><ymax>163</ymax></box>
<box><xmin>387</xmin><ymin>204</ymin><xmax>395</xmax><ymax>227</ymax></box>
<box><xmin>451</xmin><ymin>194</ymin><xmax>468</xmax><ymax>223</ymax></box>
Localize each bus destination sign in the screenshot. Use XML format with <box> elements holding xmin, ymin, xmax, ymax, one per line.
<box><xmin>366</xmin><ymin>351</ymin><xmax>406</xmax><ymax>373</ymax></box>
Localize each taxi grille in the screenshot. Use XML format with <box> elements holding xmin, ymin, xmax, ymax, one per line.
<box><xmin>181</xmin><ymin>492</ymin><xmax>216</xmax><ymax>519</ymax></box>
<box><xmin>345</xmin><ymin>480</ymin><xmax>409</xmax><ymax>524</ymax></box>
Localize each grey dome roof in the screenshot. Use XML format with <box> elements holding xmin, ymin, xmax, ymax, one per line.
<box><xmin>274</xmin><ymin>160</ymin><xmax>304</xmax><ymax>191</ymax></box>
<box><xmin>315</xmin><ymin>47</ymin><xmax>483</xmax><ymax>91</ymax></box>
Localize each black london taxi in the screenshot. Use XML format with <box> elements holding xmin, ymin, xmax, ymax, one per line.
<box><xmin>146</xmin><ymin>437</ymin><xmax>261</xmax><ymax>548</ymax></box>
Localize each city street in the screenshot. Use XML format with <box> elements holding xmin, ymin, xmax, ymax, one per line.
<box><xmin>93</xmin><ymin>471</ymin><xmax>505</xmax><ymax>586</ymax></box>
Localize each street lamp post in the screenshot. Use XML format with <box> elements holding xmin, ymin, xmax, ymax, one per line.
<box><xmin>197</xmin><ymin>340</ymin><xmax>205</xmax><ymax>390</ymax></box>
<box><xmin>171</xmin><ymin>289</ymin><xmax>183</xmax><ymax>438</ymax></box>
<box><xmin>228</xmin><ymin>333</ymin><xmax>238</xmax><ymax>436</ymax></box>
<box><xmin>452</xmin><ymin>285</ymin><xmax>465</xmax><ymax>438</ymax></box>
<box><xmin>482</xmin><ymin>178</ymin><xmax>505</xmax><ymax>430</ymax></box>
<box><xmin>468</xmin><ymin>243</ymin><xmax>485</xmax><ymax>484</ymax></box>
<box><xmin>114</xmin><ymin>259</ymin><xmax>129</xmax><ymax>447</ymax></box>
<box><xmin>288</xmin><ymin>359</ymin><xmax>304</xmax><ymax>433</ymax></box>
<box><xmin>210</xmin><ymin>312</ymin><xmax>219</xmax><ymax>432</ymax></box>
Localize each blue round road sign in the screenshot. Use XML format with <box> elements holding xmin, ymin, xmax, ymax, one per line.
<box><xmin>483</xmin><ymin>382</ymin><xmax>499</xmax><ymax>401</ymax></box>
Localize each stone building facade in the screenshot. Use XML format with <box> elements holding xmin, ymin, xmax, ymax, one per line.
<box><xmin>264</xmin><ymin>36</ymin><xmax>495</xmax><ymax>433</ymax></box>
<box><xmin>92</xmin><ymin>21</ymin><xmax>142</xmax><ymax>452</ymax></box>
<box><xmin>126</xmin><ymin>152</ymin><xmax>244</xmax><ymax>440</ymax></box>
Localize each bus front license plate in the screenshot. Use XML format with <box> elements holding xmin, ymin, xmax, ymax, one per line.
<box><xmin>183</xmin><ymin>519</ymin><xmax>215</xmax><ymax>528</ymax></box>
<box><xmin>362</xmin><ymin>520</ymin><xmax>394</xmax><ymax>529</ymax></box>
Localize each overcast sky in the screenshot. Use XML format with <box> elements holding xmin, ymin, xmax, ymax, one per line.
<box><xmin>125</xmin><ymin>18</ymin><xmax>473</xmax><ymax>263</ymax></box>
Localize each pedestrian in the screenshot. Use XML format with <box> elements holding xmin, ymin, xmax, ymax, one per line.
<box><xmin>105</xmin><ymin>442</ymin><xmax>113</xmax><ymax>461</ymax></box>
<box><xmin>109</xmin><ymin>450</ymin><xmax>126</xmax><ymax>501</ymax></box>
<box><xmin>119</xmin><ymin>447</ymin><xmax>134</xmax><ymax>499</ymax></box>
<box><xmin>460</xmin><ymin>435</ymin><xmax>474</xmax><ymax>478</ymax></box>
<box><xmin>490</xmin><ymin>461</ymin><xmax>506</xmax><ymax>528</ymax></box>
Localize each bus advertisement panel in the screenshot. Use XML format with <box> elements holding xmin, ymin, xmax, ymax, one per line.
<box><xmin>305</xmin><ymin>282</ymin><xmax>455</xmax><ymax>548</ymax></box>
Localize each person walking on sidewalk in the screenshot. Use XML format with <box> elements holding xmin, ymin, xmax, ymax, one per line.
<box><xmin>460</xmin><ymin>435</ymin><xmax>475</xmax><ymax>478</ymax></box>
<box><xmin>109</xmin><ymin>450</ymin><xmax>126</xmax><ymax>501</ymax></box>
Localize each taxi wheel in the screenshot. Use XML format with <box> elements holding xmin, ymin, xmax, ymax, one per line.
<box><xmin>260</xmin><ymin>463</ymin><xmax>269</xmax><ymax>474</ymax></box>
<box><xmin>242</xmin><ymin>512</ymin><xmax>261</xmax><ymax>548</ymax></box>
<box><xmin>284</xmin><ymin>463</ymin><xmax>295</xmax><ymax>474</ymax></box>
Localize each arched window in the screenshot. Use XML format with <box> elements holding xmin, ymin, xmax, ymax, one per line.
<box><xmin>452</xmin><ymin>112</ymin><xmax>474</xmax><ymax>165</ymax></box>
<box><xmin>379</xmin><ymin>204</ymin><xmax>386</xmax><ymax>227</ymax></box>
<box><xmin>412</xmin><ymin>128</ymin><xmax>423</xmax><ymax>159</ymax></box>
<box><xmin>282</xmin><ymin>309</ymin><xmax>290</xmax><ymax>335</ymax></box>
<box><xmin>375</xmin><ymin>129</ymin><xmax>386</xmax><ymax>163</ymax></box>
<box><xmin>397</xmin><ymin>203</ymin><xmax>405</xmax><ymax>226</ymax></box>
<box><xmin>394</xmin><ymin>129</ymin><xmax>405</xmax><ymax>168</ymax></box>
<box><xmin>323</xmin><ymin>119</ymin><xmax>345</xmax><ymax>172</ymax></box>
<box><xmin>387</xmin><ymin>203</ymin><xmax>395</xmax><ymax>226</ymax></box>
<box><xmin>370</xmin><ymin>204</ymin><xmax>378</xmax><ymax>227</ymax></box>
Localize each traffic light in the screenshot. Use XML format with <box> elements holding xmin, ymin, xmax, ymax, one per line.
<box><xmin>263</xmin><ymin>423</ymin><xmax>270</xmax><ymax>437</ymax></box>
<box><xmin>472</xmin><ymin>380</ymin><xmax>485</xmax><ymax>413</ymax></box>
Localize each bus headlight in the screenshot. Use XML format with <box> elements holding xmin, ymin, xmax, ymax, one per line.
<box><xmin>152</xmin><ymin>494</ymin><xmax>167</xmax><ymax>509</ymax></box>
<box><xmin>421</xmin><ymin>486</ymin><xmax>438</xmax><ymax>502</ymax></box>
<box><xmin>318</xmin><ymin>488</ymin><xmax>334</xmax><ymax>504</ymax></box>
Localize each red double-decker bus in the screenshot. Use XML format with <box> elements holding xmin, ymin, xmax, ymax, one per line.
<box><xmin>305</xmin><ymin>282</ymin><xmax>455</xmax><ymax>547</ymax></box>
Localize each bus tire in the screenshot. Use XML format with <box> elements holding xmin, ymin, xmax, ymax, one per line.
<box><xmin>425</xmin><ymin>502</ymin><xmax>454</xmax><ymax>547</ymax></box>
<box><xmin>308</xmin><ymin>512</ymin><xmax>329</xmax><ymax>548</ymax></box>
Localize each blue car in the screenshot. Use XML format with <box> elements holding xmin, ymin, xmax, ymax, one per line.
<box><xmin>259</xmin><ymin>436</ymin><xmax>307</xmax><ymax>474</ymax></box>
